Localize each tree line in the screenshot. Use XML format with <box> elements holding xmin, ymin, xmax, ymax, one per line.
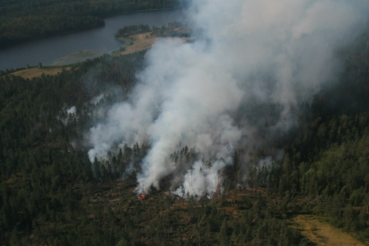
<box><xmin>114</xmin><ymin>21</ymin><xmax>190</xmax><ymax>39</ymax></box>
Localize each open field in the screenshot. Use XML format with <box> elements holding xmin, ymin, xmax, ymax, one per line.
<box><xmin>113</xmin><ymin>32</ymin><xmax>158</xmax><ymax>55</ymax></box>
<box><xmin>291</xmin><ymin>215</ymin><xmax>365</xmax><ymax>246</ymax></box>
<box><xmin>113</xmin><ymin>32</ymin><xmax>193</xmax><ymax>56</ymax></box>
<box><xmin>51</xmin><ymin>50</ymin><xmax>103</xmax><ymax>66</ymax></box>
<box><xmin>11</xmin><ymin>67</ymin><xmax>72</xmax><ymax>79</ymax></box>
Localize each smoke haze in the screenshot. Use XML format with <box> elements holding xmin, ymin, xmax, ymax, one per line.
<box><xmin>87</xmin><ymin>0</ymin><xmax>369</xmax><ymax>197</ymax></box>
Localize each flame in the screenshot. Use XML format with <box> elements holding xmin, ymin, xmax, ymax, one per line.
<box><xmin>141</xmin><ymin>194</ymin><xmax>145</xmax><ymax>200</ymax></box>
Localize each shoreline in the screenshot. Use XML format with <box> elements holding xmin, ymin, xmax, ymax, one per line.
<box><xmin>0</xmin><ymin>8</ymin><xmax>180</xmax><ymax>51</ymax></box>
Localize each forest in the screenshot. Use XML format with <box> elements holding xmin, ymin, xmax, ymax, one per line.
<box><xmin>0</xmin><ymin>54</ymin><xmax>314</xmax><ymax>244</ymax></box>
<box><xmin>2</xmin><ymin>11</ymin><xmax>369</xmax><ymax>246</ymax></box>
<box><xmin>114</xmin><ymin>22</ymin><xmax>189</xmax><ymax>39</ymax></box>
<box><xmin>0</xmin><ymin>0</ymin><xmax>183</xmax><ymax>48</ymax></box>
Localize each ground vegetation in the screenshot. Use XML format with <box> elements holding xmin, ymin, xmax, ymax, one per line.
<box><xmin>2</xmin><ymin>20</ymin><xmax>369</xmax><ymax>246</ymax></box>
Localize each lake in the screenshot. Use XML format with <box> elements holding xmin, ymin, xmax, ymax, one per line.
<box><xmin>0</xmin><ymin>10</ymin><xmax>184</xmax><ymax>71</ymax></box>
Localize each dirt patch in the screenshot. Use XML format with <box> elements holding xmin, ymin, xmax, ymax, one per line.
<box><xmin>114</xmin><ymin>32</ymin><xmax>157</xmax><ymax>55</ymax></box>
<box><xmin>291</xmin><ymin>215</ymin><xmax>365</xmax><ymax>246</ymax></box>
<box><xmin>12</xmin><ymin>67</ymin><xmax>71</xmax><ymax>79</ymax></box>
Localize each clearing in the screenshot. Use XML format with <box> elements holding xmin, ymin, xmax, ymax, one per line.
<box><xmin>51</xmin><ymin>50</ymin><xmax>103</xmax><ymax>66</ymax></box>
<box><xmin>11</xmin><ymin>67</ymin><xmax>72</xmax><ymax>79</ymax></box>
<box><xmin>113</xmin><ymin>31</ymin><xmax>192</xmax><ymax>56</ymax></box>
<box><xmin>291</xmin><ymin>215</ymin><xmax>365</xmax><ymax>246</ymax></box>
<box><xmin>113</xmin><ymin>32</ymin><xmax>159</xmax><ymax>56</ymax></box>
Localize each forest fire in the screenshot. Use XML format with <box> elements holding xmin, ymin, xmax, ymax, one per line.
<box><xmin>141</xmin><ymin>194</ymin><xmax>146</xmax><ymax>200</ymax></box>
<box><xmin>86</xmin><ymin>0</ymin><xmax>369</xmax><ymax>202</ymax></box>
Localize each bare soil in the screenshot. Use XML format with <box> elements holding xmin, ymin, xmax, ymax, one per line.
<box><xmin>291</xmin><ymin>215</ymin><xmax>365</xmax><ymax>246</ymax></box>
<box><xmin>115</xmin><ymin>32</ymin><xmax>156</xmax><ymax>55</ymax></box>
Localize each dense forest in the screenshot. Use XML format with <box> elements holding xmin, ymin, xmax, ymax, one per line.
<box><xmin>0</xmin><ymin>0</ymin><xmax>183</xmax><ymax>48</ymax></box>
<box><xmin>2</xmin><ymin>15</ymin><xmax>369</xmax><ymax>246</ymax></box>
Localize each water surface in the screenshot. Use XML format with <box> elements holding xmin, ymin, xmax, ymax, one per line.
<box><xmin>0</xmin><ymin>10</ymin><xmax>184</xmax><ymax>71</ymax></box>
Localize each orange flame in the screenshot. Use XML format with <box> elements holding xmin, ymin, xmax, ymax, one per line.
<box><xmin>141</xmin><ymin>194</ymin><xmax>145</xmax><ymax>200</ymax></box>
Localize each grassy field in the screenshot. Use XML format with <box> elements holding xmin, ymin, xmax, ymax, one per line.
<box><xmin>112</xmin><ymin>36</ymin><xmax>135</xmax><ymax>53</ymax></box>
<box><xmin>11</xmin><ymin>67</ymin><xmax>72</xmax><ymax>79</ymax></box>
<box><xmin>291</xmin><ymin>215</ymin><xmax>366</xmax><ymax>246</ymax></box>
<box><xmin>112</xmin><ymin>32</ymin><xmax>193</xmax><ymax>56</ymax></box>
<box><xmin>112</xmin><ymin>32</ymin><xmax>153</xmax><ymax>56</ymax></box>
<box><xmin>51</xmin><ymin>50</ymin><xmax>104</xmax><ymax>66</ymax></box>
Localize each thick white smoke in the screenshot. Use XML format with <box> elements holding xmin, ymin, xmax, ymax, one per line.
<box><xmin>87</xmin><ymin>0</ymin><xmax>369</xmax><ymax>196</ymax></box>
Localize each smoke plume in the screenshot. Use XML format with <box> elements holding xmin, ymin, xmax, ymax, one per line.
<box><xmin>87</xmin><ymin>0</ymin><xmax>369</xmax><ymax>197</ymax></box>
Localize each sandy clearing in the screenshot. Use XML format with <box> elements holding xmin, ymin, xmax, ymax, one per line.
<box><xmin>115</xmin><ymin>32</ymin><xmax>158</xmax><ymax>56</ymax></box>
<box><xmin>11</xmin><ymin>67</ymin><xmax>72</xmax><ymax>79</ymax></box>
<box><xmin>291</xmin><ymin>215</ymin><xmax>365</xmax><ymax>246</ymax></box>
